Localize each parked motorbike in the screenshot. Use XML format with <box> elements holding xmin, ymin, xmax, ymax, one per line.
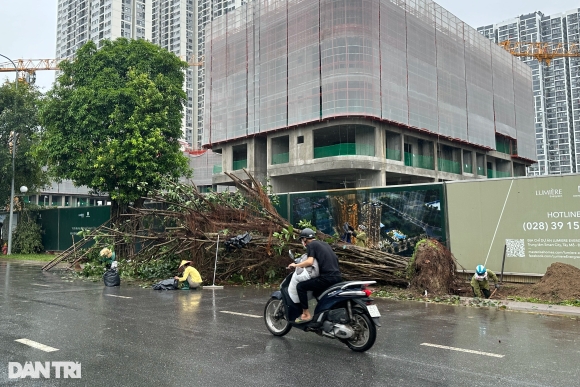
<box><xmin>264</xmin><ymin>251</ymin><xmax>381</xmax><ymax>352</ymax></box>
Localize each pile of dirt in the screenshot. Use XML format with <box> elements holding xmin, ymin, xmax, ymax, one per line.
<box><xmin>409</xmin><ymin>239</ymin><xmax>456</xmax><ymax>296</ymax></box>
<box><xmin>527</xmin><ymin>262</ymin><xmax>580</xmax><ymax>302</ymax></box>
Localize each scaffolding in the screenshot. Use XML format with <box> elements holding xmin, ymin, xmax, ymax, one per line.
<box><xmin>204</xmin><ymin>0</ymin><xmax>534</xmax><ymax>161</ymax></box>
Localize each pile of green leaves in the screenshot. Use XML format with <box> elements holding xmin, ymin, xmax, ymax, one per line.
<box><xmin>119</xmin><ymin>257</ymin><xmax>178</xmax><ymax>281</ymax></box>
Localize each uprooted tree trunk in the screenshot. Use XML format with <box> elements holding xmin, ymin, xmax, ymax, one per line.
<box><xmin>43</xmin><ymin>170</ymin><xmax>410</xmax><ymax>285</ymax></box>
<box><xmin>408</xmin><ymin>239</ymin><xmax>458</xmax><ymax>295</ymax></box>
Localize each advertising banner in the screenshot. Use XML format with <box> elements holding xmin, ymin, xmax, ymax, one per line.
<box><xmin>287</xmin><ymin>184</ymin><xmax>445</xmax><ymax>255</ymax></box>
<box><xmin>446</xmin><ymin>175</ymin><xmax>580</xmax><ymax>275</ymax></box>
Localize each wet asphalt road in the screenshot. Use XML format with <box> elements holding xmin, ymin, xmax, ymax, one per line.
<box><xmin>1</xmin><ymin>260</ymin><xmax>579</xmax><ymax>387</ymax></box>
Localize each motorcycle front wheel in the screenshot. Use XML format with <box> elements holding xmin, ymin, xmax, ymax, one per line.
<box><xmin>342</xmin><ymin>312</ymin><xmax>377</xmax><ymax>352</ymax></box>
<box><xmin>264</xmin><ymin>297</ymin><xmax>292</xmax><ymax>336</ymax></box>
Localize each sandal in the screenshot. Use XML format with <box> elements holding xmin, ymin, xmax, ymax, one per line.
<box><xmin>295</xmin><ymin>316</ymin><xmax>312</xmax><ymax>323</ymax></box>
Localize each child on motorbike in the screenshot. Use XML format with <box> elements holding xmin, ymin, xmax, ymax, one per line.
<box><xmin>288</xmin><ymin>255</ymin><xmax>319</xmax><ymax>303</ymax></box>
<box><xmin>288</xmin><ymin>228</ymin><xmax>342</xmax><ymax>323</ymax></box>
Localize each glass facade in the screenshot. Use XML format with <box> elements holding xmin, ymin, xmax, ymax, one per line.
<box><xmin>204</xmin><ymin>0</ymin><xmax>534</xmax><ymax>161</ymax></box>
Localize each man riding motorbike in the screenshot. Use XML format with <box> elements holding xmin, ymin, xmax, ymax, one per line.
<box><xmin>287</xmin><ymin>228</ymin><xmax>342</xmax><ymax>323</ymax></box>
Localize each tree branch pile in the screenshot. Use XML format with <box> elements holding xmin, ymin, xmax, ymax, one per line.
<box><xmin>43</xmin><ymin>170</ymin><xmax>410</xmax><ymax>285</ymax></box>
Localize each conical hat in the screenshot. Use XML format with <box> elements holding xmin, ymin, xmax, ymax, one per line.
<box><xmin>179</xmin><ymin>260</ymin><xmax>192</xmax><ymax>268</ymax></box>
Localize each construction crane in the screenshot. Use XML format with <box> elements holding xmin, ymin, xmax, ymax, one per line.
<box><xmin>0</xmin><ymin>55</ymin><xmax>203</xmax><ymax>84</ymax></box>
<box><xmin>0</xmin><ymin>59</ymin><xmax>61</xmax><ymax>84</ymax></box>
<box><xmin>499</xmin><ymin>41</ymin><xmax>580</xmax><ymax>66</ymax></box>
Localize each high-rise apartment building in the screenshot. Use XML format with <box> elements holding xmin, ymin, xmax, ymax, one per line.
<box><xmin>478</xmin><ymin>9</ymin><xmax>580</xmax><ymax>175</ymax></box>
<box><xmin>56</xmin><ymin>0</ymin><xmax>150</xmax><ymax>59</ymax></box>
<box><xmin>55</xmin><ymin>0</ymin><xmax>244</xmax><ymax>149</ymax></box>
<box><xmin>196</xmin><ymin>0</ymin><xmax>246</xmax><ymax>149</ymax></box>
<box><xmin>151</xmin><ymin>0</ymin><xmax>197</xmax><ymax>146</ymax></box>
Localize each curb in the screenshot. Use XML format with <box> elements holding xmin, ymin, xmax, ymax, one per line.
<box><xmin>459</xmin><ymin>297</ymin><xmax>580</xmax><ymax>317</ymax></box>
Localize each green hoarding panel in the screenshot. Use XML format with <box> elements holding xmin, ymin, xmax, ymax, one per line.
<box><xmin>38</xmin><ymin>209</ymin><xmax>60</xmax><ymax>251</ymax></box>
<box><xmin>38</xmin><ymin>206</ymin><xmax>111</xmax><ymax>251</ymax></box>
<box><xmin>272</xmin><ymin>193</ymin><xmax>289</xmax><ymax>220</ymax></box>
<box><xmin>60</xmin><ymin>206</ymin><xmax>111</xmax><ymax>250</ymax></box>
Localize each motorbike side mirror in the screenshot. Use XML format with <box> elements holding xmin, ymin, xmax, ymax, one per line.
<box><xmin>289</xmin><ymin>250</ymin><xmax>294</xmax><ymax>259</ymax></box>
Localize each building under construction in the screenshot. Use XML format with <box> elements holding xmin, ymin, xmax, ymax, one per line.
<box><xmin>203</xmin><ymin>0</ymin><xmax>536</xmax><ymax>192</ymax></box>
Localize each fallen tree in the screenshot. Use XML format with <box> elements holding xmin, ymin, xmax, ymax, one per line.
<box><xmin>42</xmin><ymin>170</ymin><xmax>410</xmax><ymax>285</ymax></box>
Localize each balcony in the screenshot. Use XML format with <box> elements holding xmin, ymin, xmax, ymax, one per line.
<box><xmin>386</xmin><ymin>148</ymin><xmax>401</xmax><ymax>161</ymax></box>
<box><xmin>463</xmin><ymin>163</ymin><xmax>473</xmax><ymax>174</ymax></box>
<box><xmin>213</xmin><ymin>165</ymin><xmax>222</xmax><ymax>174</ymax></box>
<box><xmin>232</xmin><ymin>159</ymin><xmax>247</xmax><ymax>171</ymax></box>
<box><xmin>313</xmin><ymin>143</ymin><xmax>374</xmax><ymax>159</ymax></box>
<box><xmin>404</xmin><ymin>152</ymin><xmax>434</xmax><ymax>170</ymax></box>
<box><xmin>272</xmin><ymin>152</ymin><xmax>289</xmax><ymax>165</ymax></box>
<box><xmin>487</xmin><ymin>169</ymin><xmax>512</xmax><ymax>179</ymax></box>
<box><xmin>438</xmin><ymin>158</ymin><xmax>461</xmax><ymax>174</ymax></box>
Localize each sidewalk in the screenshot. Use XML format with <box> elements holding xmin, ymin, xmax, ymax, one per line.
<box><xmin>459</xmin><ymin>296</ymin><xmax>580</xmax><ymax>317</ymax></box>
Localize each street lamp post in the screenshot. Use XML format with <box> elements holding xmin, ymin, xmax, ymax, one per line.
<box><xmin>20</xmin><ymin>186</ymin><xmax>28</xmax><ymax>202</ymax></box>
<box><xmin>0</xmin><ymin>53</ymin><xmax>18</xmax><ymax>255</ymax></box>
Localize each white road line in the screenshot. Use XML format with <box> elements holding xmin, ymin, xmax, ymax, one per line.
<box><xmin>421</xmin><ymin>343</ymin><xmax>504</xmax><ymax>358</ymax></box>
<box><xmin>30</xmin><ymin>283</ymin><xmax>51</xmax><ymax>287</ymax></box>
<box><xmin>15</xmin><ymin>339</ymin><xmax>59</xmax><ymax>352</ymax></box>
<box><xmin>220</xmin><ymin>311</ymin><xmax>261</xmax><ymax>318</ymax></box>
<box><xmin>104</xmin><ymin>294</ymin><xmax>133</xmax><ymax>299</ymax></box>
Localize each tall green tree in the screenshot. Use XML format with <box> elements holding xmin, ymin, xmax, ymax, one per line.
<box><xmin>0</xmin><ymin>81</ymin><xmax>48</xmax><ymax>209</ymax></box>
<box><xmin>35</xmin><ymin>38</ymin><xmax>191</xmax><ymax>218</ymax></box>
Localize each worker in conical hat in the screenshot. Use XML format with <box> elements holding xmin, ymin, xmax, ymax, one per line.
<box><xmin>174</xmin><ymin>260</ymin><xmax>203</xmax><ymax>290</ymax></box>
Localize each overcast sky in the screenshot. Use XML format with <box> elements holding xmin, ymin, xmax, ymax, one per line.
<box><xmin>0</xmin><ymin>0</ymin><xmax>579</xmax><ymax>91</ymax></box>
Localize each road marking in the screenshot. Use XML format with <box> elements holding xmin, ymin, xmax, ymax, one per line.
<box><xmin>31</xmin><ymin>283</ymin><xmax>51</xmax><ymax>287</ymax></box>
<box><xmin>220</xmin><ymin>311</ymin><xmax>261</xmax><ymax>318</ymax></box>
<box><xmin>105</xmin><ymin>294</ymin><xmax>133</xmax><ymax>299</ymax></box>
<box><xmin>15</xmin><ymin>339</ymin><xmax>59</xmax><ymax>352</ymax></box>
<box><xmin>420</xmin><ymin>343</ymin><xmax>504</xmax><ymax>358</ymax></box>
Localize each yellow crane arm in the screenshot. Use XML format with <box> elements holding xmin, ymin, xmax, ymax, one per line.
<box><xmin>499</xmin><ymin>41</ymin><xmax>580</xmax><ymax>66</ymax></box>
<box><xmin>0</xmin><ymin>59</ymin><xmax>61</xmax><ymax>72</ymax></box>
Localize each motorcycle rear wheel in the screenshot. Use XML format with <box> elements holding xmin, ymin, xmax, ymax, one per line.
<box><xmin>264</xmin><ymin>297</ymin><xmax>292</xmax><ymax>336</ymax></box>
<box><xmin>342</xmin><ymin>312</ymin><xmax>376</xmax><ymax>352</ymax></box>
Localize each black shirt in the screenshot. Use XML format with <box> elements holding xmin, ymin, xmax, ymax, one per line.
<box><xmin>306</xmin><ymin>240</ymin><xmax>341</xmax><ymax>278</ymax></box>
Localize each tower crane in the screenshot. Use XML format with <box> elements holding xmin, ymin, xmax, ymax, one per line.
<box><xmin>499</xmin><ymin>41</ymin><xmax>580</xmax><ymax>66</ymax></box>
<box><xmin>0</xmin><ymin>59</ymin><xmax>61</xmax><ymax>84</ymax></box>
<box><xmin>0</xmin><ymin>55</ymin><xmax>203</xmax><ymax>85</ymax></box>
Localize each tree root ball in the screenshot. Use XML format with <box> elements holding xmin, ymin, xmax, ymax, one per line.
<box><xmin>409</xmin><ymin>239</ymin><xmax>456</xmax><ymax>296</ymax></box>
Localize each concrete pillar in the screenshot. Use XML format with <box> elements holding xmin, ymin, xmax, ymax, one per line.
<box><xmin>434</xmin><ymin>143</ymin><xmax>439</xmax><ymax>171</ymax></box>
<box><xmin>222</xmin><ymin>145</ymin><xmax>232</xmax><ymax>172</ymax></box>
<box><xmin>375</xmin><ymin>127</ymin><xmax>385</xmax><ymax>159</ymax></box>
<box><xmin>253</xmin><ymin>137</ymin><xmax>268</xmax><ymax>180</ymax></box>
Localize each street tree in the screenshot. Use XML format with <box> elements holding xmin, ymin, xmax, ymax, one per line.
<box><xmin>0</xmin><ymin>81</ymin><xmax>48</xmax><ymax>211</ymax></box>
<box><xmin>35</xmin><ymin>38</ymin><xmax>191</xmax><ymax>220</ymax></box>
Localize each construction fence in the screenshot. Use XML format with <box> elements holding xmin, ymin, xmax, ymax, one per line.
<box><xmin>3</xmin><ymin>174</ymin><xmax>579</xmax><ymax>278</ymax></box>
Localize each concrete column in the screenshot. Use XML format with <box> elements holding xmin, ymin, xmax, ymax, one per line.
<box><xmin>223</xmin><ymin>145</ymin><xmax>232</xmax><ymax>172</ymax></box>
<box><xmin>254</xmin><ymin>138</ymin><xmax>268</xmax><ymax>179</ymax></box>
<box><xmin>297</xmin><ymin>129</ymin><xmax>314</xmax><ymax>164</ymax></box>
<box><xmin>374</xmin><ymin>126</ymin><xmax>385</xmax><ymax>159</ymax></box>
<box><xmin>434</xmin><ymin>143</ymin><xmax>439</xmax><ymax>171</ymax></box>
<box><xmin>247</xmin><ymin>140</ymin><xmax>255</xmax><ymax>171</ymax></box>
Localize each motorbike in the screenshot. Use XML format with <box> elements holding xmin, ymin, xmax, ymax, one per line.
<box><xmin>263</xmin><ymin>251</ymin><xmax>381</xmax><ymax>352</ymax></box>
